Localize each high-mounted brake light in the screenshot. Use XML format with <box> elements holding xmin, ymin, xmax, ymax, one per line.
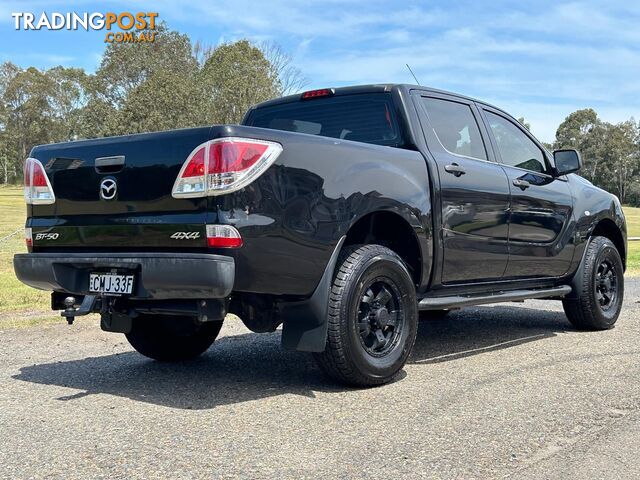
<box><xmin>23</xmin><ymin>158</ymin><xmax>55</xmax><ymax>205</ymax></box>
<box><xmin>301</xmin><ymin>88</ymin><xmax>334</xmax><ymax>100</ymax></box>
<box><xmin>206</xmin><ymin>224</ymin><xmax>243</xmax><ymax>248</ymax></box>
<box><xmin>172</xmin><ymin>137</ymin><xmax>282</xmax><ymax>198</ymax></box>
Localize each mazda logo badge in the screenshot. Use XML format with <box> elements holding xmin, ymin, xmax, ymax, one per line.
<box><xmin>99</xmin><ymin>178</ymin><xmax>117</xmax><ymax>200</ymax></box>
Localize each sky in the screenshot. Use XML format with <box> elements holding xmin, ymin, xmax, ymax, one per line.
<box><xmin>1</xmin><ymin>0</ymin><xmax>639</xmax><ymax>143</ymax></box>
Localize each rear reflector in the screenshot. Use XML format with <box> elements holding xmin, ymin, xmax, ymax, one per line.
<box><xmin>206</xmin><ymin>224</ymin><xmax>243</xmax><ymax>248</ymax></box>
<box><xmin>172</xmin><ymin>137</ymin><xmax>282</xmax><ymax>198</ymax></box>
<box><xmin>301</xmin><ymin>88</ymin><xmax>334</xmax><ymax>99</ymax></box>
<box><xmin>24</xmin><ymin>158</ymin><xmax>55</xmax><ymax>204</ymax></box>
<box><xmin>25</xmin><ymin>227</ymin><xmax>32</xmax><ymax>248</ymax></box>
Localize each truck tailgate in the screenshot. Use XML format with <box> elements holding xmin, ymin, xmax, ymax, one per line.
<box><xmin>28</xmin><ymin>127</ymin><xmax>215</xmax><ymax>251</ymax></box>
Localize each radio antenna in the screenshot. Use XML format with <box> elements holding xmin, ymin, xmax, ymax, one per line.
<box><xmin>406</xmin><ymin>64</ymin><xmax>421</xmax><ymax>85</ymax></box>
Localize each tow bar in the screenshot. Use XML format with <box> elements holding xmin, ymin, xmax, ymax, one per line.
<box><xmin>61</xmin><ymin>295</ymin><xmax>98</xmax><ymax>324</ymax></box>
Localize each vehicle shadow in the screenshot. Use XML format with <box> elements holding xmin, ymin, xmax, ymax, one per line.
<box><xmin>13</xmin><ymin>304</ymin><xmax>572</xmax><ymax>410</ymax></box>
<box><xmin>410</xmin><ymin>304</ymin><xmax>571</xmax><ymax>364</ymax></box>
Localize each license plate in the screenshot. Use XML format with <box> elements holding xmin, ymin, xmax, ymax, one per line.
<box><xmin>89</xmin><ymin>273</ymin><xmax>134</xmax><ymax>295</ymax></box>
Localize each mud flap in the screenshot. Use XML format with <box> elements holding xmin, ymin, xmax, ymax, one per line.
<box><xmin>280</xmin><ymin>236</ymin><xmax>346</xmax><ymax>352</ymax></box>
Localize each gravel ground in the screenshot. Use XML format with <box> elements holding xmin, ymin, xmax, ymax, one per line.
<box><xmin>1</xmin><ymin>278</ymin><xmax>639</xmax><ymax>479</ymax></box>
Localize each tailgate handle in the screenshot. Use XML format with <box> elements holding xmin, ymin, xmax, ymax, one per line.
<box><xmin>95</xmin><ymin>155</ymin><xmax>125</xmax><ymax>174</ymax></box>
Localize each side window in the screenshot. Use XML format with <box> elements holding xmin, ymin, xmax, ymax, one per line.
<box><xmin>422</xmin><ymin>97</ymin><xmax>487</xmax><ymax>161</ymax></box>
<box><xmin>485</xmin><ymin>111</ymin><xmax>547</xmax><ymax>173</ymax></box>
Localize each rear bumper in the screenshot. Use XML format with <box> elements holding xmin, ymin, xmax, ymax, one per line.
<box><xmin>13</xmin><ymin>252</ymin><xmax>234</xmax><ymax>299</ymax></box>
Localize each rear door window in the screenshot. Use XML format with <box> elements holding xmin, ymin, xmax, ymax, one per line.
<box><xmin>422</xmin><ymin>97</ymin><xmax>488</xmax><ymax>161</ymax></box>
<box><xmin>245</xmin><ymin>93</ymin><xmax>403</xmax><ymax>147</ymax></box>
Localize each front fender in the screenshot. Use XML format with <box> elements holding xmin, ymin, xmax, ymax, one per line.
<box><xmin>566</xmin><ymin>175</ymin><xmax>627</xmax><ymax>275</ymax></box>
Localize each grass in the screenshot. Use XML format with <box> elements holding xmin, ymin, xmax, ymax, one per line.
<box><xmin>0</xmin><ymin>186</ymin><xmax>61</xmax><ymax>329</ymax></box>
<box><xmin>0</xmin><ymin>185</ymin><xmax>638</xmax><ymax>328</ymax></box>
<box><xmin>626</xmin><ymin>206</ymin><xmax>640</xmax><ymax>276</ymax></box>
<box><xmin>0</xmin><ymin>186</ymin><xmax>51</xmax><ymax>318</ymax></box>
<box><xmin>625</xmin><ymin>206</ymin><xmax>640</xmax><ymax>238</ymax></box>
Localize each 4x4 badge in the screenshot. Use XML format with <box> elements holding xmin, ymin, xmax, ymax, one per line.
<box><xmin>171</xmin><ymin>232</ymin><xmax>201</xmax><ymax>240</ymax></box>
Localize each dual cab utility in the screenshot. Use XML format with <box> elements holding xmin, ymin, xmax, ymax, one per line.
<box><xmin>14</xmin><ymin>84</ymin><xmax>626</xmax><ymax>386</ymax></box>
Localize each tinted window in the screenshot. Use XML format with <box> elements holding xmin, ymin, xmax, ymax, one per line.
<box><xmin>246</xmin><ymin>93</ymin><xmax>403</xmax><ymax>147</ymax></box>
<box><xmin>422</xmin><ymin>97</ymin><xmax>487</xmax><ymax>160</ymax></box>
<box><xmin>485</xmin><ymin>111</ymin><xmax>547</xmax><ymax>173</ymax></box>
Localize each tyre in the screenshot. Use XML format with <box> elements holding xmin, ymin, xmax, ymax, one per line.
<box><xmin>125</xmin><ymin>314</ymin><xmax>223</xmax><ymax>361</ymax></box>
<box><xmin>313</xmin><ymin>244</ymin><xmax>418</xmax><ymax>387</ymax></box>
<box><xmin>563</xmin><ymin>236</ymin><xmax>624</xmax><ymax>330</ymax></box>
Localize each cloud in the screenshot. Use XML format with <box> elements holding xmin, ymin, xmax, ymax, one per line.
<box><xmin>145</xmin><ymin>0</ymin><xmax>446</xmax><ymax>39</ymax></box>
<box><xmin>1</xmin><ymin>0</ymin><xmax>638</xmax><ymax>142</ymax></box>
<box><xmin>220</xmin><ymin>0</ymin><xmax>637</xmax><ymax>142</ymax></box>
<box><xmin>0</xmin><ymin>52</ymin><xmax>75</xmax><ymax>65</ymax></box>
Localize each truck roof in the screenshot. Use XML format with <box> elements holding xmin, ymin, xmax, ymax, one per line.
<box><xmin>251</xmin><ymin>83</ymin><xmax>509</xmax><ymax>117</ymax></box>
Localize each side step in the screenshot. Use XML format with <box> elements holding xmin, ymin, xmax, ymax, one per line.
<box><xmin>418</xmin><ymin>285</ymin><xmax>572</xmax><ymax>310</ymax></box>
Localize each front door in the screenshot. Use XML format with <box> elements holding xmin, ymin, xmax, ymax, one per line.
<box><xmin>416</xmin><ymin>95</ymin><xmax>511</xmax><ymax>284</ymax></box>
<box><xmin>481</xmin><ymin>109</ymin><xmax>574</xmax><ymax>278</ymax></box>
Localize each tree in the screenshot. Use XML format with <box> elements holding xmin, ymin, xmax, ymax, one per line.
<box><xmin>0</xmin><ymin>26</ymin><xmax>301</xmax><ymax>183</ymax></box>
<box><xmin>92</xmin><ymin>31</ymin><xmax>284</xmax><ymax>132</ymax></box>
<box><xmin>259</xmin><ymin>41</ymin><xmax>308</xmax><ymax>95</ymax></box>
<box><xmin>95</xmin><ymin>31</ymin><xmax>199</xmax><ymax>135</ymax></box>
<box><xmin>193</xmin><ymin>39</ymin><xmax>307</xmax><ymax>96</ymax></box>
<box><xmin>554</xmin><ymin>109</ymin><xmax>606</xmax><ymax>183</ymax></box>
<box><xmin>0</xmin><ymin>63</ymin><xmax>90</xmax><ymax>183</ymax></box>
<box><xmin>75</xmin><ymin>94</ymin><xmax>119</xmax><ymax>139</ymax></box>
<box><xmin>0</xmin><ymin>99</ymin><xmax>11</xmax><ymax>183</ymax></box>
<box><xmin>555</xmin><ymin>109</ymin><xmax>599</xmax><ymax>146</ymax></box>
<box><xmin>47</xmin><ymin>66</ymin><xmax>89</xmax><ymax>141</ymax></box>
<box><xmin>0</xmin><ymin>63</ymin><xmax>19</xmax><ymax>183</ymax></box>
<box><xmin>596</xmin><ymin>120</ymin><xmax>639</xmax><ymax>203</ymax></box>
<box><xmin>95</xmin><ymin>24</ymin><xmax>198</xmax><ymax>109</ymax></box>
<box><xmin>517</xmin><ymin>117</ymin><xmax>531</xmax><ymax>131</ymax></box>
<box><xmin>198</xmin><ymin>40</ymin><xmax>280</xmax><ymax>124</ymax></box>
<box><xmin>555</xmin><ymin>109</ymin><xmax>640</xmax><ymax>204</ymax></box>
<box><xmin>2</xmin><ymin>66</ymin><xmax>58</xmax><ymax>179</ymax></box>
<box><xmin>626</xmin><ymin>180</ymin><xmax>640</xmax><ymax>207</ymax></box>
<box><xmin>118</xmin><ymin>70</ymin><xmax>200</xmax><ymax>133</ymax></box>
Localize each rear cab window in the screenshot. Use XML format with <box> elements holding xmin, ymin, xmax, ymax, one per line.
<box><xmin>244</xmin><ymin>93</ymin><xmax>404</xmax><ymax>147</ymax></box>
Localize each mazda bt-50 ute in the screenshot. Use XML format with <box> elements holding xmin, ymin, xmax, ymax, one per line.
<box><xmin>14</xmin><ymin>84</ymin><xmax>627</xmax><ymax>386</ymax></box>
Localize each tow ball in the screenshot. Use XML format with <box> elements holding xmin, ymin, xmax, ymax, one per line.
<box><xmin>61</xmin><ymin>295</ymin><xmax>98</xmax><ymax>325</ymax></box>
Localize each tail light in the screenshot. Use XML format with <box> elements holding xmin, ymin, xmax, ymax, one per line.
<box><xmin>206</xmin><ymin>224</ymin><xmax>243</xmax><ymax>248</ymax></box>
<box><xmin>172</xmin><ymin>137</ymin><xmax>282</xmax><ymax>198</ymax></box>
<box><xmin>24</xmin><ymin>158</ymin><xmax>55</xmax><ymax>204</ymax></box>
<box><xmin>25</xmin><ymin>227</ymin><xmax>33</xmax><ymax>248</ymax></box>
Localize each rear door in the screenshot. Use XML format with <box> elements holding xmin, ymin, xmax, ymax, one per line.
<box><xmin>415</xmin><ymin>94</ymin><xmax>511</xmax><ymax>284</ymax></box>
<box><xmin>480</xmin><ymin>107</ymin><xmax>574</xmax><ymax>278</ymax></box>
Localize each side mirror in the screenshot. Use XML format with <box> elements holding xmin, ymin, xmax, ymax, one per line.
<box><xmin>553</xmin><ymin>149</ymin><xmax>581</xmax><ymax>176</ymax></box>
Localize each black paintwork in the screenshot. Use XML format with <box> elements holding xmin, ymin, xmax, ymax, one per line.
<box><xmin>14</xmin><ymin>252</ymin><xmax>234</xmax><ymax>299</ymax></box>
<box><xmin>21</xmin><ymin>84</ymin><xmax>627</xmax><ymax>305</ymax></box>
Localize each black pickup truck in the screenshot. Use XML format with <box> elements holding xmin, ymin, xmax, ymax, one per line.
<box><xmin>14</xmin><ymin>84</ymin><xmax>627</xmax><ymax>386</ymax></box>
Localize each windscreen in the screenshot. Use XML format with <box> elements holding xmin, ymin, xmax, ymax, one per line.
<box><xmin>245</xmin><ymin>93</ymin><xmax>404</xmax><ymax>147</ymax></box>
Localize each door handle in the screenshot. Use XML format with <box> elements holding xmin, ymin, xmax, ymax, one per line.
<box><xmin>444</xmin><ymin>163</ymin><xmax>466</xmax><ymax>177</ymax></box>
<box><xmin>513</xmin><ymin>178</ymin><xmax>531</xmax><ymax>190</ymax></box>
